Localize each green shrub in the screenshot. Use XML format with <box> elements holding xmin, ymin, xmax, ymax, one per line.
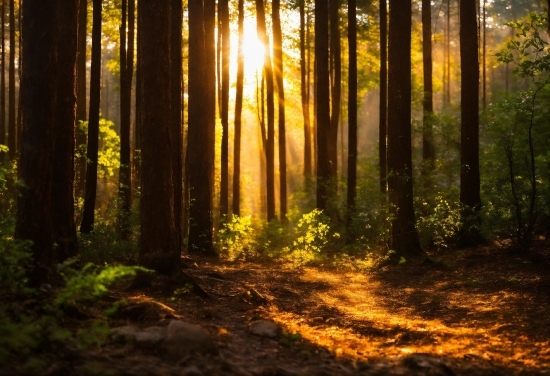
<box><xmin>215</xmin><ymin>215</ymin><xmax>255</xmax><ymax>260</ymax></box>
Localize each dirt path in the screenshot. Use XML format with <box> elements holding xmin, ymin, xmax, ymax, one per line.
<box><xmin>37</xmin><ymin>244</ymin><xmax>550</xmax><ymax>375</ymax></box>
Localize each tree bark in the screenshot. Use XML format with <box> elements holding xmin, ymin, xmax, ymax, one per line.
<box><xmin>300</xmin><ymin>0</ymin><xmax>312</xmax><ymax>177</ymax></box>
<box><xmin>187</xmin><ymin>0</ymin><xmax>216</xmax><ymax>256</ymax></box>
<box><xmin>422</xmin><ymin>0</ymin><xmax>435</xmax><ymax>175</ymax></box>
<box><xmin>76</xmin><ymin>0</ymin><xmax>87</xmax><ymax>197</ymax></box>
<box><xmin>16</xmin><ymin>0</ymin><xmax>57</xmax><ymax>286</ymax></box>
<box><xmin>139</xmin><ymin>0</ymin><xmax>179</xmax><ymax>273</ymax></box>
<box><xmin>0</xmin><ymin>4</ymin><xmax>5</xmax><ymax>160</ymax></box>
<box><xmin>134</xmin><ymin>0</ymin><xmax>142</xmax><ymax>192</ymax></box>
<box><xmin>347</xmin><ymin>0</ymin><xmax>357</xmax><ymax>237</ymax></box>
<box><xmin>80</xmin><ymin>0</ymin><xmax>102</xmax><ymax>234</ymax></box>
<box><xmin>255</xmin><ymin>0</ymin><xmax>276</xmax><ymax>222</ymax></box>
<box><xmin>379</xmin><ymin>0</ymin><xmax>387</xmax><ymax>194</ymax></box>
<box><xmin>459</xmin><ymin>0</ymin><xmax>483</xmax><ymax>247</ymax></box>
<box><xmin>219</xmin><ymin>0</ymin><xmax>229</xmax><ymax>219</ymax></box>
<box><xmin>171</xmin><ymin>0</ymin><xmax>183</xmax><ymax>249</ymax></box>
<box><xmin>232</xmin><ymin>0</ymin><xmax>245</xmax><ymax>217</ymax></box>
<box><xmin>52</xmin><ymin>0</ymin><xmax>79</xmax><ymax>262</ymax></box>
<box><xmin>273</xmin><ymin>0</ymin><xmax>287</xmax><ymax>221</ymax></box>
<box><xmin>7</xmin><ymin>0</ymin><xmax>14</xmax><ymax>159</ymax></box>
<box><xmin>315</xmin><ymin>0</ymin><xmax>331</xmax><ymax>211</ymax></box>
<box><xmin>329</xmin><ymin>0</ymin><xmax>341</xmax><ymax>179</ymax></box>
<box><xmin>387</xmin><ymin>0</ymin><xmax>422</xmax><ymax>258</ymax></box>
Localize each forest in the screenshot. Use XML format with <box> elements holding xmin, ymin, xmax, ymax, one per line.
<box><xmin>1</xmin><ymin>0</ymin><xmax>549</xmax><ymax>374</ymax></box>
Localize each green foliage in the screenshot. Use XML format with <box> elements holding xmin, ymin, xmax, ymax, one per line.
<box><xmin>76</xmin><ymin>119</ymin><xmax>121</xmax><ymax>179</ymax></box>
<box><xmin>416</xmin><ymin>196</ymin><xmax>461</xmax><ymax>249</ymax></box>
<box><xmin>284</xmin><ymin>209</ymin><xmax>339</xmax><ymax>267</ymax></box>
<box><xmin>0</xmin><ymin>237</ymin><xmax>33</xmax><ymax>293</ymax></box>
<box><xmin>76</xmin><ymin>320</ymin><xmax>110</xmax><ymax>350</ymax></box>
<box><xmin>215</xmin><ymin>215</ymin><xmax>255</xmax><ymax>261</ymax></box>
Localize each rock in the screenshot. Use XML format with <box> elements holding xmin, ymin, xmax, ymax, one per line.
<box><xmin>249</xmin><ymin>320</ymin><xmax>280</xmax><ymax>338</ymax></box>
<box><xmin>181</xmin><ymin>365</ymin><xmax>203</xmax><ymax>376</ymax></box>
<box><xmin>111</xmin><ymin>326</ymin><xmax>138</xmax><ymax>343</ymax></box>
<box><xmin>162</xmin><ymin>320</ymin><xmax>217</xmax><ymax>358</ymax></box>
<box><xmin>402</xmin><ymin>354</ymin><xmax>455</xmax><ymax>376</ymax></box>
<box><xmin>135</xmin><ymin>326</ymin><xmax>167</xmax><ymax>348</ymax></box>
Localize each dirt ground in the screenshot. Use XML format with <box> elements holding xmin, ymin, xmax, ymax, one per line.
<box><xmin>14</xmin><ymin>243</ymin><xmax>550</xmax><ymax>375</ymax></box>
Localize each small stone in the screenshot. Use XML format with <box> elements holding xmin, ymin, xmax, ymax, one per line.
<box><xmin>111</xmin><ymin>326</ymin><xmax>138</xmax><ymax>343</ymax></box>
<box><xmin>181</xmin><ymin>365</ymin><xmax>203</xmax><ymax>376</ymax></box>
<box><xmin>249</xmin><ymin>320</ymin><xmax>280</xmax><ymax>338</ymax></box>
<box><xmin>162</xmin><ymin>320</ymin><xmax>217</xmax><ymax>358</ymax></box>
<box><xmin>135</xmin><ymin>326</ymin><xmax>167</xmax><ymax>348</ymax></box>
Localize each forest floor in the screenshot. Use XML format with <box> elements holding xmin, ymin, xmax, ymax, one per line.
<box><xmin>7</xmin><ymin>243</ymin><xmax>550</xmax><ymax>375</ymax></box>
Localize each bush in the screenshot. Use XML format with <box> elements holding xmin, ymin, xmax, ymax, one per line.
<box><xmin>215</xmin><ymin>215</ymin><xmax>255</xmax><ymax>260</ymax></box>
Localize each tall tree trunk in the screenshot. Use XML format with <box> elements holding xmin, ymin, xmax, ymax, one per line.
<box><xmin>139</xmin><ymin>0</ymin><xmax>179</xmax><ymax>273</ymax></box>
<box><xmin>7</xmin><ymin>0</ymin><xmax>14</xmax><ymax>159</ymax></box>
<box><xmin>445</xmin><ymin>0</ymin><xmax>451</xmax><ymax>106</ymax></box>
<box><xmin>204</xmin><ymin>0</ymin><xmax>216</xmax><ymax>226</ymax></box>
<box><xmin>315</xmin><ymin>0</ymin><xmax>330</xmax><ymax>211</ymax></box>
<box><xmin>273</xmin><ymin>0</ymin><xmax>287</xmax><ymax>221</ymax></box>
<box><xmin>15</xmin><ymin>0</ymin><xmax>19</xmax><ymax>151</ymax></box>
<box><xmin>300</xmin><ymin>0</ymin><xmax>312</xmax><ymax>177</ymax></box>
<box><xmin>422</xmin><ymin>0</ymin><xmax>435</xmax><ymax>175</ymax></box>
<box><xmin>387</xmin><ymin>0</ymin><xmax>422</xmax><ymax>258</ymax></box>
<box><xmin>232</xmin><ymin>0</ymin><xmax>245</xmax><ymax>216</ymax></box>
<box><xmin>346</xmin><ymin>0</ymin><xmax>357</xmax><ymax>238</ymax></box>
<box><xmin>459</xmin><ymin>0</ymin><xmax>483</xmax><ymax>247</ymax></box>
<box><xmin>219</xmin><ymin>0</ymin><xmax>230</xmax><ymax>219</ymax></box>
<box><xmin>379</xmin><ymin>0</ymin><xmax>387</xmax><ymax>194</ymax></box>
<box><xmin>328</xmin><ymin>0</ymin><xmax>341</xmax><ymax>179</ymax></box>
<box><xmin>118</xmin><ymin>0</ymin><xmax>132</xmax><ymax>238</ymax></box>
<box><xmin>80</xmin><ymin>0</ymin><xmax>102</xmax><ymax>234</ymax></box>
<box><xmin>171</xmin><ymin>0</ymin><xmax>183</xmax><ymax>250</ymax></box>
<box><xmin>16</xmin><ymin>0</ymin><xmax>57</xmax><ymax>286</ymax></box>
<box><xmin>53</xmin><ymin>0</ymin><xmax>79</xmax><ymax>262</ymax></box>
<box><xmin>255</xmin><ymin>0</ymin><xmax>275</xmax><ymax>221</ymax></box>
<box><xmin>134</xmin><ymin>1</ymin><xmax>142</xmax><ymax>192</ymax></box>
<box><xmin>482</xmin><ymin>0</ymin><xmax>486</xmax><ymax>110</ymax></box>
<box><xmin>187</xmin><ymin>0</ymin><xmax>216</xmax><ymax>256</ymax></box>
<box><xmin>76</xmin><ymin>0</ymin><xmax>87</xmax><ymax>197</ymax></box>
<box><xmin>0</xmin><ymin>4</ymin><xmax>5</xmax><ymax>161</ymax></box>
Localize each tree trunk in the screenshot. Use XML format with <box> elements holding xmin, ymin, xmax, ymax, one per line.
<box><xmin>273</xmin><ymin>0</ymin><xmax>287</xmax><ymax>221</ymax></box>
<box><xmin>347</xmin><ymin>0</ymin><xmax>357</xmax><ymax>237</ymax></box>
<box><xmin>315</xmin><ymin>0</ymin><xmax>331</xmax><ymax>211</ymax></box>
<box><xmin>134</xmin><ymin>1</ymin><xmax>142</xmax><ymax>192</ymax></box>
<box><xmin>422</xmin><ymin>0</ymin><xmax>435</xmax><ymax>175</ymax></box>
<box><xmin>171</xmin><ymin>0</ymin><xmax>183</xmax><ymax>249</ymax></box>
<box><xmin>387</xmin><ymin>0</ymin><xmax>422</xmax><ymax>258</ymax></box>
<box><xmin>7</xmin><ymin>0</ymin><xmax>14</xmax><ymax>159</ymax></box>
<box><xmin>52</xmin><ymin>0</ymin><xmax>79</xmax><ymax>262</ymax></box>
<box><xmin>118</xmin><ymin>0</ymin><xmax>132</xmax><ymax>238</ymax></box>
<box><xmin>482</xmin><ymin>0</ymin><xmax>486</xmax><ymax>110</ymax></box>
<box><xmin>379</xmin><ymin>0</ymin><xmax>387</xmax><ymax>194</ymax></box>
<box><xmin>329</xmin><ymin>0</ymin><xmax>341</xmax><ymax>179</ymax></box>
<box><xmin>459</xmin><ymin>0</ymin><xmax>483</xmax><ymax>247</ymax></box>
<box><xmin>300</xmin><ymin>0</ymin><xmax>312</xmax><ymax>177</ymax></box>
<box><xmin>187</xmin><ymin>0</ymin><xmax>216</xmax><ymax>256</ymax></box>
<box><xmin>255</xmin><ymin>0</ymin><xmax>276</xmax><ymax>222</ymax></box>
<box><xmin>0</xmin><ymin>4</ymin><xmax>5</xmax><ymax>161</ymax></box>
<box><xmin>445</xmin><ymin>0</ymin><xmax>450</xmax><ymax>106</ymax></box>
<box><xmin>80</xmin><ymin>0</ymin><xmax>102</xmax><ymax>234</ymax></box>
<box><xmin>219</xmin><ymin>0</ymin><xmax>229</xmax><ymax>219</ymax></box>
<box><xmin>139</xmin><ymin>0</ymin><xmax>179</xmax><ymax>273</ymax></box>
<box><xmin>232</xmin><ymin>0</ymin><xmax>244</xmax><ymax>217</ymax></box>
<box><xmin>16</xmin><ymin>0</ymin><xmax>57</xmax><ymax>286</ymax></box>
<box><xmin>76</xmin><ymin>0</ymin><xmax>87</xmax><ymax>197</ymax></box>
<box><xmin>204</xmin><ymin>0</ymin><xmax>216</xmax><ymax>226</ymax></box>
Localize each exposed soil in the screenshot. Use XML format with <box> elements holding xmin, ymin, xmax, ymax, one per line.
<box><xmin>6</xmin><ymin>243</ymin><xmax>550</xmax><ymax>375</ymax></box>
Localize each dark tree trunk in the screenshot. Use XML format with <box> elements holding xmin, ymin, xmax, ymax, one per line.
<box><xmin>7</xmin><ymin>0</ymin><xmax>14</xmax><ymax>159</ymax></box>
<box><xmin>0</xmin><ymin>4</ymin><xmax>5</xmax><ymax>161</ymax></box>
<box><xmin>387</xmin><ymin>0</ymin><xmax>422</xmax><ymax>258</ymax></box>
<box><xmin>80</xmin><ymin>0</ymin><xmax>102</xmax><ymax>234</ymax></box>
<box><xmin>445</xmin><ymin>0</ymin><xmax>450</xmax><ymax>106</ymax></box>
<box><xmin>118</xmin><ymin>0</ymin><xmax>132</xmax><ymax>238</ymax></box>
<box><xmin>204</xmin><ymin>0</ymin><xmax>216</xmax><ymax>226</ymax></box>
<box><xmin>347</xmin><ymin>0</ymin><xmax>357</xmax><ymax>237</ymax></box>
<box><xmin>232</xmin><ymin>0</ymin><xmax>244</xmax><ymax>217</ymax></box>
<box><xmin>300</xmin><ymin>0</ymin><xmax>312</xmax><ymax>177</ymax></box>
<box><xmin>273</xmin><ymin>0</ymin><xmax>287</xmax><ymax>221</ymax></box>
<box><xmin>219</xmin><ymin>0</ymin><xmax>229</xmax><ymax>219</ymax></box>
<box><xmin>379</xmin><ymin>0</ymin><xmax>387</xmax><ymax>194</ymax></box>
<box><xmin>76</xmin><ymin>0</ymin><xmax>87</xmax><ymax>197</ymax></box>
<box><xmin>422</xmin><ymin>0</ymin><xmax>435</xmax><ymax>174</ymax></box>
<box><xmin>139</xmin><ymin>0</ymin><xmax>179</xmax><ymax>273</ymax></box>
<box><xmin>187</xmin><ymin>0</ymin><xmax>216</xmax><ymax>256</ymax></box>
<box><xmin>171</xmin><ymin>0</ymin><xmax>183</xmax><ymax>249</ymax></box>
<box><xmin>328</xmin><ymin>0</ymin><xmax>341</xmax><ymax>179</ymax></box>
<box><xmin>315</xmin><ymin>0</ymin><xmax>331</xmax><ymax>211</ymax></box>
<box><xmin>52</xmin><ymin>0</ymin><xmax>79</xmax><ymax>262</ymax></box>
<box><xmin>482</xmin><ymin>0</ymin><xmax>486</xmax><ymax>110</ymax></box>
<box><xmin>459</xmin><ymin>0</ymin><xmax>483</xmax><ymax>247</ymax></box>
<box><xmin>16</xmin><ymin>0</ymin><xmax>57</xmax><ymax>286</ymax></box>
<box><xmin>134</xmin><ymin>1</ymin><xmax>142</xmax><ymax>191</ymax></box>
<box><xmin>255</xmin><ymin>0</ymin><xmax>275</xmax><ymax>222</ymax></box>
